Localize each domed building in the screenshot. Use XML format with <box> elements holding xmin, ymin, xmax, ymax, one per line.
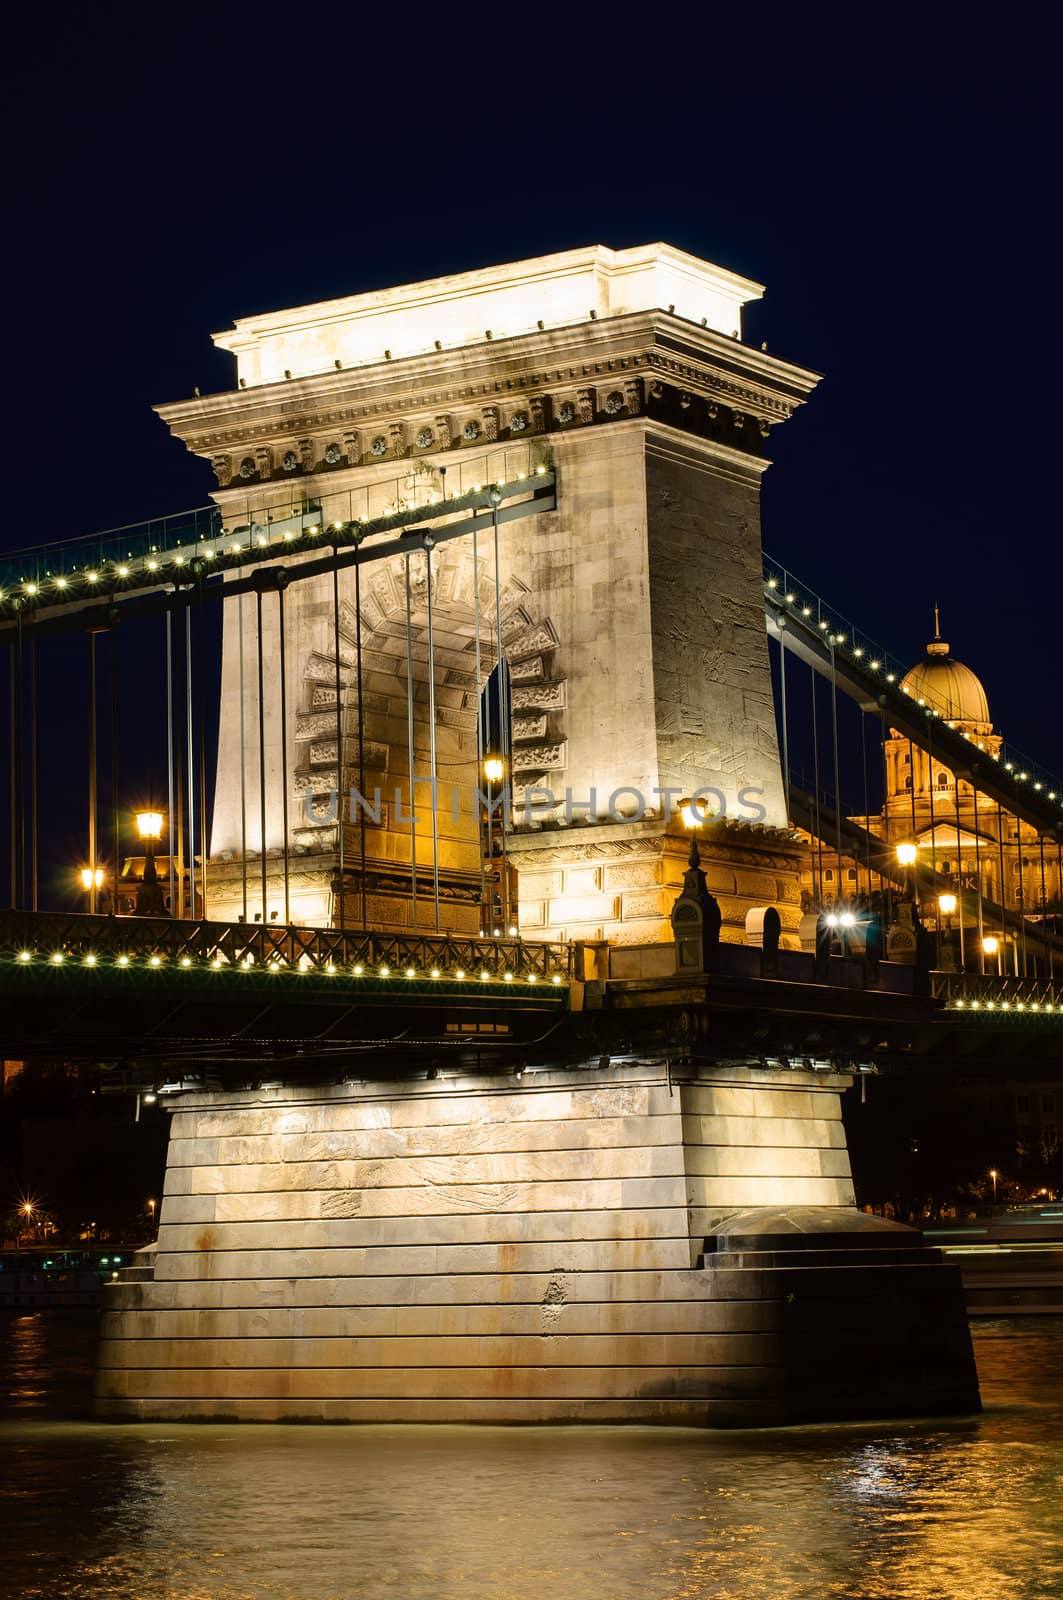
<box><xmin>883</xmin><ymin>611</ymin><xmax>1001</xmax><ymax>837</ymax></box>
<box><xmin>898</xmin><ymin>612</ymin><xmax>992</xmax><ymax>732</ymax></box>
<box><xmin>799</xmin><ymin>609</ymin><xmax>1061</xmax><ymax>969</ymax></box>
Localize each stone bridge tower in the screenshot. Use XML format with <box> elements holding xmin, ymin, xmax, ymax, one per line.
<box><xmin>158</xmin><ymin>244</ymin><xmax>819</xmax><ymax>944</ymax></box>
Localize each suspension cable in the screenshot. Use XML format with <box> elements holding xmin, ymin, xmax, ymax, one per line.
<box><xmin>256</xmin><ymin>589</ymin><xmax>268</xmax><ymax>923</ymax></box>
<box><xmin>404</xmin><ymin>552</ymin><xmax>417</xmax><ymax>926</ymax></box>
<box><xmin>166</xmin><ymin>611</ymin><xmax>176</xmax><ymax>917</ymax></box>
<box><xmin>425</xmin><ymin>540</ymin><xmax>441</xmax><ymax>932</ymax></box>
<box><xmin>278</xmin><ymin>585</ymin><xmax>291</xmax><ymax>927</ymax></box>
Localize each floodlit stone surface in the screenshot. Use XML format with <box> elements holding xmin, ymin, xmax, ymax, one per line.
<box><xmin>96</xmin><ymin>1066</ymin><xmax>978</xmax><ymax>1425</ymax></box>
<box><xmin>157</xmin><ymin>242</ymin><xmax>818</xmax><ymax>942</ymax></box>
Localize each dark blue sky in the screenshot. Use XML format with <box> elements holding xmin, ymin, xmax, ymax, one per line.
<box><xmin>7</xmin><ymin>8</ymin><xmax>1060</xmax><ymax>770</ymax></box>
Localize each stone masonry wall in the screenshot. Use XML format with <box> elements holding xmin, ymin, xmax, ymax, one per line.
<box><xmin>96</xmin><ymin>1065</ymin><xmax>854</xmax><ymax>1422</ymax></box>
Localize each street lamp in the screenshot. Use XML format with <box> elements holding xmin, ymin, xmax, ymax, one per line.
<box><xmin>895</xmin><ymin>841</ymin><xmax>918</xmax><ymax>908</ymax></box>
<box><xmin>79</xmin><ymin>865</ymin><xmax>105</xmax><ymax>913</ymax></box>
<box><xmin>135</xmin><ymin>810</ymin><xmax>168</xmax><ymax>917</ymax></box>
<box><xmin>937</xmin><ymin>892</ymin><xmax>957</xmax><ymax>969</ymax></box>
<box><xmin>481</xmin><ymin>758</ymin><xmax>506</xmax><ymax>932</ymax></box>
<box><xmin>989</xmin><ymin>1168</ymin><xmax>999</xmax><ymax>1202</ymax></box>
<box><xmin>982</xmin><ymin>934</ymin><xmax>1002</xmax><ymax>976</ymax></box>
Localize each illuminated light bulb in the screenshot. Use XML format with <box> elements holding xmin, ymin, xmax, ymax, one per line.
<box><xmin>149</xmin><ymin>955</ymin><xmax>161</xmax><ymax>967</ymax></box>
<box><xmin>818</xmin><ymin>619</ymin><xmax>828</xmax><ymax>630</ymax></box>
<box><xmin>326</xmin><ymin>962</ymin><xmax>336</xmax><ymax>974</ymax></box>
<box><xmin>1034</xmin><ymin>781</ymin><xmax>1043</xmax><ymax>790</ymax></box>
<box><xmin>802</xmin><ymin>605</ymin><xmax>812</xmax><ymax>616</ymax></box>
<box><xmin>826</xmin><ymin>913</ymin><xmax>838</xmax><ymax>928</ymax></box>
<box><xmin>406</xmin><ymin>967</ymin><xmax>416</xmax><ymax>978</ymax></box>
<box><xmin>430</xmin><ymin>967</ymin><xmax>440</xmax><ymax>978</ymax></box>
<box><xmin>17</xmin><ymin>950</ymin><xmax>31</xmax><ymax>962</ymax></box>
<box><xmin>552</xmin><ymin>974</ymin><xmax>562</xmax><ymax>985</ymax></box>
<box><xmin>835</xmin><ymin>633</ymin><xmax>846</xmax><ymax>644</ymax></box>
<box><xmin>379</xmin><ymin>965</ymin><xmax>390</xmax><ymax>977</ymax></box>
<box><xmin>528</xmin><ymin>973</ymin><xmax>538</xmax><ymax>983</ymax></box>
<box><xmin>767</xmin><ymin>577</ymin><xmax>778</xmax><ymax>589</ymax></box>
<box><xmin>353</xmin><ymin>963</ymin><xmax>364</xmax><ymax>976</ymax></box>
<box><xmin>180</xmin><ymin>956</ymin><xmax>191</xmax><ymax>967</ymax></box>
<box><xmin>269</xmin><ymin>961</ymin><xmax>282</xmax><ymax>972</ymax></box>
<box><xmin>241</xmin><ymin>955</ymin><xmax>253</xmax><ymax>969</ymax></box>
<box><xmin>51</xmin><ymin>951</ymin><xmax>64</xmax><ymax>964</ymax></box>
<box><xmin>231</xmin><ymin>543</ymin><xmax>242</xmax><ymax>554</ymax></box>
<box><xmin>25</xmin><ymin>582</ymin><xmax>38</xmax><ymax>594</ymax></box>
<box><xmin>307</xmin><ymin>525</ymin><xmax>320</xmax><ymax>535</ymax></box>
<box><xmin>896</xmin><ymin>842</ymin><xmax>917</xmax><ymax>866</ymax></box>
<box><xmin>56</xmin><ymin>577</ymin><xmax>68</xmax><ymax>589</ymax></box>
<box><xmin>256</xmin><ymin>535</ymin><xmax>267</xmax><ymax>547</ymax></box>
<box><xmin>955</xmin><ymin>998</ymin><xmax>965</xmax><ymax>1009</ymax></box>
<box><xmin>283</xmin><ymin>531</ymin><xmax>294</xmax><ymax>541</ymax></box>
<box><xmin>472</xmin><ymin>483</ymin><xmax>483</xmax><ymax>492</ymax></box>
<box><xmin>536</xmin><ymin>464</ymin><xmax>547</xmax><ymax>475</ymax></box>
<box><xmin>853</xmin><ymin>647</ymin><xmax>863</xmax><ymax>657</ymax></box>
<box><xmin>517</xmin><ymin>471</ymin><xmax>527</xmax><ymax>481</ymax></box>
<box><xmin>118</xmin><ymin>954</ymin><xmax>130</xmax><ymax>966</ymax></box>
<box><xmin>886</xmin><ymin>673</ymin><xmax>896</xmax><ymax>683</ymax></box>
<box><xmin>117</xmin><ymin>565</ymin><xmax>129</xmax><ymax>577</ymax></box>
<box><xmin>870</xmin><ymin>659</ymin><xmax>881</xmax><ymax>670</ymax></box>
<box><xmin>147</xmin><ymin>559</ymin><xmax>159</xmax><ymax>571</ymax></box>
<box><xmin>84</xmin><ymin>953</ymin><xmax>97</xmax><ymax>966</ymax></box>
<box><xmin>840</xmin><ymin>912</ymin><xmax>855</xmax><ymax>927</ymax></box>
<box><xmin>503</xmin><ymin>972</ymin><xmax>514</xmax><ymax>982</ymax></box>
<box><xmin>203</xmin><ymin>549</ymin><xmax>215</xmax><ymax>559</ymax></box>
<box><xmin>87</xmin><ymin>571</ymin><xmax>99</xmax><ymax>582</ymax></box>
<box><xmin>211</xmin><ymin>957</ymin><xmax>222</xmax><ymax>968</ymax></box>
<box><xmin>454</xmin><ymin>969</ymin><xmax>465</xmax><ymax>980</ymax></box>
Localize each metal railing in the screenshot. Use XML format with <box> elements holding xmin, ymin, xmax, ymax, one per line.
<box><xmin>0</xmin><ymin>445</ymin><xmax>553</xmax><ymax>597</ymax></box>
<box><xmin>931</xmin><ymin>971</ymin><xmax>1060</xmax><ymax>1012</ymax></box>
<box><xmin>0</xmin><ymin>910</ymin><xmax>572</xmax><ymax>984</ymax></box>
<box><xmin>763</xmin><ymin>553</ymin><xmax>1063</xmax><ymax>810</ymax></box>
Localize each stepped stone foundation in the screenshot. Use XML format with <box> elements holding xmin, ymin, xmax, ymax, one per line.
<box><xmin>96</xmin><ymin>1065</ymin><xmax>979</xmax><ymax>1424</ymax></box>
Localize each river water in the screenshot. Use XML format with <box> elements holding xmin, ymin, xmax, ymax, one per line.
<box><xmin>0</xmin><ymin>1314</ymin><xmax>1060</xmax><ymax>1600</ymax></box>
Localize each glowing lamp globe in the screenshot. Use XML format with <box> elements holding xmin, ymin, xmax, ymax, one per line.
<box><xmin>136</xmin><ymin>811</ymin><xmax>164</xmax><ymax>841</ymax></box>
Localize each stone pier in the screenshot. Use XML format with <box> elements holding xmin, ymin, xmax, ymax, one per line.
<box><xmin>96</xmin><ymin>1064</ymin><xmax>978</xmax><ymax>1424</ymax></box>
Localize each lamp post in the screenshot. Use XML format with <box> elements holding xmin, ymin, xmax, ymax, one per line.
<box><xmin>135</xmin><ymin>810</ymin><xmax>168</xmax><ymax>917</ymax></box>
<box><xmin>896</xmin><ymin>841</ymin><xmax>917</xmax><ymax>904</ymax></box>
<box><xmin>937</xmin><ymin>891</ymin><xmax>957</xmax><ymax>970</ymax></box>
<box><xmin>982</xmin><ymin>934</ymin><xmax>1002</xmax><ymax>976</ymax></box>
<box><xmin>79</xmin><ymin>865</ymin><xmax>104</xmax><ymax>914</ymax></box>
<box><xmin>989</xmin><ymin>1168</ymin><xmax>999</xmax><ymax>1203</ymax></box>
<box><xmin>482</xmin><ymin>758</ymin><xmax>505</xmax><ymax>934</ymax></box>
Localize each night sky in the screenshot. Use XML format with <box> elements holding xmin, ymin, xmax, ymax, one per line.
<box><xmin>6</xmin><ymin>10</ymin><xmax>1060</xmax><ymax>775</ymax></box>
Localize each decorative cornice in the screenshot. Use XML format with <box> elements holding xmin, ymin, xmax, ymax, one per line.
<box><xmin>157</xmin><ymin>311</ymin><xmax>820</xmax><ymax>484</ymax></box>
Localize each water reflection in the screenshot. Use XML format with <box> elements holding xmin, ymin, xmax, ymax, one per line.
<box><xmin>1</xmin><ymin>1315</ymin><xmax>1060</xmax><ymax>1600</ymax></box>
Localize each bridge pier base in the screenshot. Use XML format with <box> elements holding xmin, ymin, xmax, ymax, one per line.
<box><xmin>95</xmin><ymin>1064</ymin><xmax>978</xmax><ymax>1424</ymax></box>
